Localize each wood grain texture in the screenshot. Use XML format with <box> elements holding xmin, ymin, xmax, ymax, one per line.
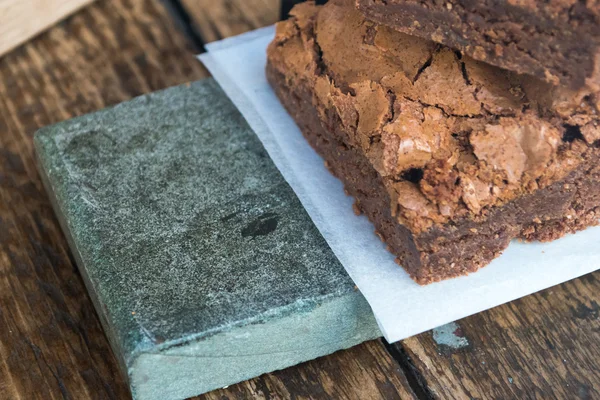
<box><xmin>180</xmin><ymin>0</ymin><xmax>279</xmax><ymax>43</ymax></box>
<box><xmin>4</xmin><ymin>0</ymin><xmax>600</xmax><ymax>398</ymax></box>
<box><xmin>0</xmin><ymin>0</ymin><xmax>206</xmax><ymax>398</ymax></box>
<box><xmin>0</xmin><ymin>0</ymin><xmax>95</xmax><ymax>57</ymax></box>
<box><xmin>398</xmin><ymin>272</ymin><xmax>600</xmax><ymax>399</ymax></box>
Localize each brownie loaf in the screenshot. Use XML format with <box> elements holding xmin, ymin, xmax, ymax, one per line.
<box><xmin>267</xmin><ymin>0</ymin><xmax>600</xmax><ymax>284</ymax></box>
<box><xmin>356</xmin><ymin>0</ymin><xmax>600</xmax><ymax>90</ymax></box>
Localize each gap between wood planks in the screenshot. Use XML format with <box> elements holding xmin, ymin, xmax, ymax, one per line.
<box><xmin>384</xmin><ymin>341</ymin><xmax>435</xmax><ymax>400</ymax></box>
<box><xmin>162</xmin><ymin>0</ymin><xmax>207</xmax><ymax>51</ymax></box>
<box><xmin>159</xmin><ymin>1</ymin><xmax>437</xmax><ymax>398</ymax></box>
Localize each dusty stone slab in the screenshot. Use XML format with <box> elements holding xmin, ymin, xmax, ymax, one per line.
<box><xmin>34</xmin><ymin>78</ymin><xmax>380</xmax><ymax>400</ymax></box>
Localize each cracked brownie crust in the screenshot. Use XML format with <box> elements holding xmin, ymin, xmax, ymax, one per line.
<box><xmin>356</xmin><ymin>0</ymin><xmax>600</xmax><ymax>90</ymax></box>
<box><xmin>267</xmin><ymin>0</ymin><xmax>600</xmax><ymax>284</ymax></box>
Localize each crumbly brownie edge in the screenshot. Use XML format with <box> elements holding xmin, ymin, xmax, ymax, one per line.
<box><xmin>266</xmin><ymin>62</ymin><xmax>600</xmax><ymax>284</ymax></box>
<box><xmin>356</xmin><ymin>0</ymin><xmax>600</xmax><ymax>90</ymax></box>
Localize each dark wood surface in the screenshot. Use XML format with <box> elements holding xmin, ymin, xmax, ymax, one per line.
<box><xmin>0</xmin><ymin>1</ymin><xmax>205</xmax><ymax>398</ymax></box>
<box><xmin>0</xmin><ymin>0</ymin><xmax>599</xmax><ymax>399</ymax></box>
<box><xmin>399</xmin><ymin>274</ymin><xmax>600</xmax><ymax>399</ymax></box>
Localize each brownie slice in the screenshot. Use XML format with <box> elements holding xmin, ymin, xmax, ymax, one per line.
<box><xmin>356</xmin><ymin>0</ymin><xmax>600</xmax><ymax>91</ymax></box>
<box><xmin>267</xmin><ymin>0</ymin><xmax>600</xmax><ymax>284</ymax></box>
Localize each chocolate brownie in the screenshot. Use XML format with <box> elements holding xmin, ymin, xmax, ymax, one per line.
<box><xmin>356</xmin><ymin>0</ymin><xmax>600</xmax><ymax>90</ymax></box>
<box><xmin>267</xmin><ymin>0</ymin><xmax>600</xmax><ymax>284</ymax></box>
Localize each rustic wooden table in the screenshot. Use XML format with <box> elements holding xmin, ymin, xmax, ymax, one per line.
<box><xmin>1</xmin><ymin>1</ymin><xmax>599</xmax><ymax>399</ymax></box>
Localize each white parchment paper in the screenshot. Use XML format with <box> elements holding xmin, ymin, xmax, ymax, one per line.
<box><xmin>199</xmin><ymin>26</ymin><xmax>600</xmax><ymax>343</ymax></box>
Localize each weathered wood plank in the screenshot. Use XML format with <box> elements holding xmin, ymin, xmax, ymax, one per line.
<box><xmin>0</xmin><ymin>0</ymin><xmax>206</xmax><ymax>398</ymax></box>
<box><xmin>0</xmin><ymin>0</ymin><xmax>95</xmax><ymax>57</ymax></box>
<box><xmin>180</xmin><ymin>0</ymin><xmax>279</xmax><ymax>43</ymax></box>
<box><xmin>396</xmin><ymin>272</ymin><xmax>600</xmax><ymax>399</ymax></box>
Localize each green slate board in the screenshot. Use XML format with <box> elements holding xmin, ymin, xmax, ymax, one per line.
<box><xmin>34</xmin><ymin>78</ymin><xmax>381</xmax><ymax>400</ymax></box>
